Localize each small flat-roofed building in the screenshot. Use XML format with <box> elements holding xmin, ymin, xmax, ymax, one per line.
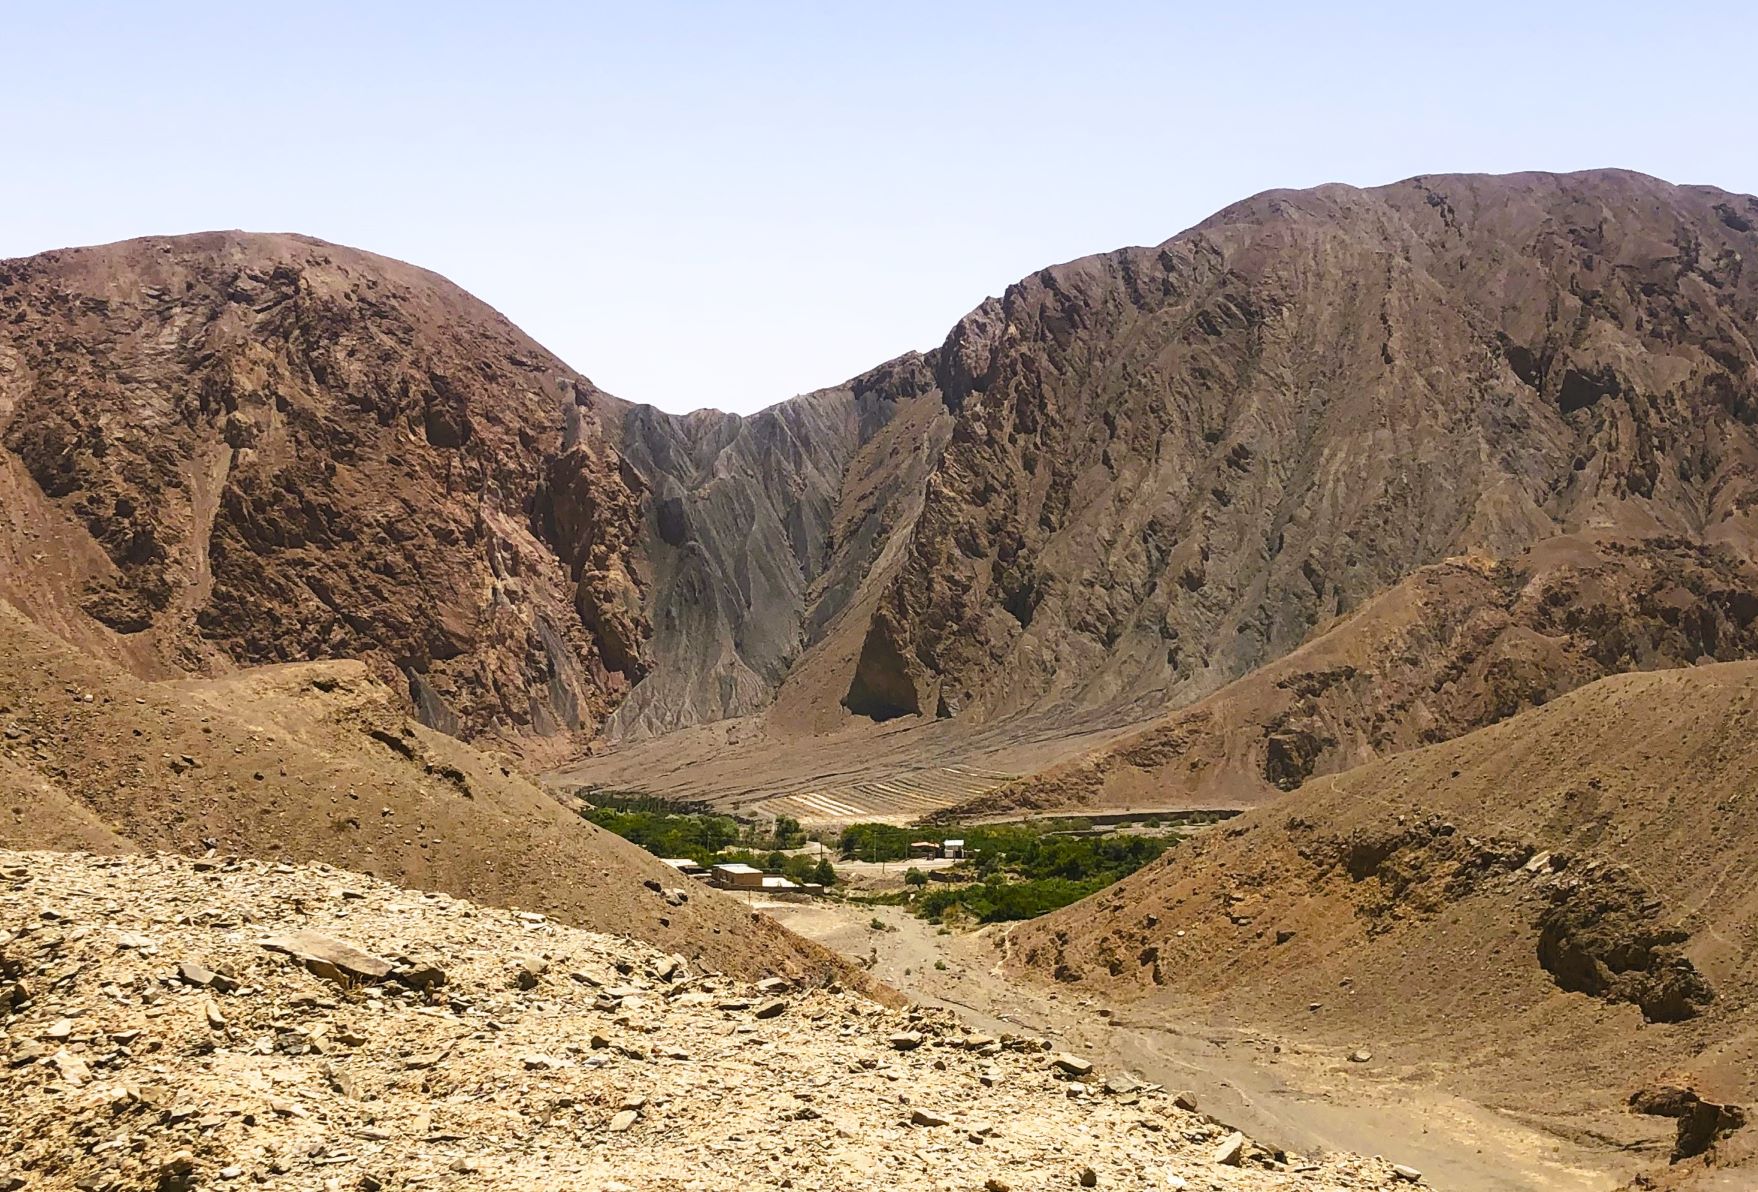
<box><xmin>909</xmin><ymin>841</ymin><xmax>941</xmax><ymax>857</ymax></box>
<box><xmin>710</xmin><ymin>862</ymin><xmax>765</xmax><ymax>890</ymax></box>
<box><xmin>942</xmin><ymin>839</ymin><xmax>966</xmax><ymax>859</ymax></box>
<box><xmin>659</xmin><ymin>858</ymin><xmax>705</xmax><ymax>877</ymax></box>
<box><xmin>760</xmin><ymin>875</ymin><xmax>800</xmax><ymax>891</ymax></box>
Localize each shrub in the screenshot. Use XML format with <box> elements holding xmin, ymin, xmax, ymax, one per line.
<box><xmin>903</xmin><ymin>867</ymin><xmax>928</xmax><ymax>888</ymax></box>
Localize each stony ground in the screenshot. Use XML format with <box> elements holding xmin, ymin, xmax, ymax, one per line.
<box><xmin>0</xmin><ymin>850</ymin><xmax>1421</xmax><ymax>1191</ymax></box>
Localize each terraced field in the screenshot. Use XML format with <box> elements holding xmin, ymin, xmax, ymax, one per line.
<box><xmin>753</xmin><ymin>764</ymin><xmax>1016</xmax><ymax>826</ymax></box>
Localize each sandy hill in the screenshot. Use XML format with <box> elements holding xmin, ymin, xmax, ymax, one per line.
<box><xmin>0</xmin><ymin>600</ymin><xmax>856</xmax><ymax>984</ymax></box>
<box><xmin>1</xmin><ymin>848</ymin><xmax>1408</xmax><ymax>1191</ymax></box>
<box><xmin>1007</xmin><ymin>661</ymin><xmax>1758</xmax><ymax>1186</ymax></box>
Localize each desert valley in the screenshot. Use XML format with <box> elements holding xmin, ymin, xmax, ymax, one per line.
<box><xmin>5</xmin><ymin>168</ymin><xmax>1758</xmax><ymax>1191</ymax></box>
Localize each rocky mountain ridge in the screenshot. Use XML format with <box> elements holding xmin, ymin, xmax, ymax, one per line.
<box><xmin>847</xmin><ymin>170</ymin><xmax>1758</xmax><ymax>730</ymax></box>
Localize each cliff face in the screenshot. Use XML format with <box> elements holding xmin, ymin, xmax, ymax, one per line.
<box><xmin>846</xmin><ymin>171</ymin><xmax>1758</xmax><ymax>726</ymax></box>
<box><xmin>0</xmin><ymin>232</ymin><xmax>647</xmax><ymax>755</ymax></box>
<box><xmin>599</xmin><ymin>353</ymin><xmax>938</xmax><ymax>740</ymax></box>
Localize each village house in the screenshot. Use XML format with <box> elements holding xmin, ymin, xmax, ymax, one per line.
<box><xmin>710</xmin><ymin>862</ymin><xmax>764</xmax><ymax>890</ymax></box>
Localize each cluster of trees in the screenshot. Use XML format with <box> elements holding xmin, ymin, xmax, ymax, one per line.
<box><xmin>581</xmin><ymin>807</ymin><xmax>741</xmax><ymax>863</ymax></box>
<box><xmin>839</xmin><ymin>820</ymin><xmax>1167</xmax><ymax>877</ymax></box>
<box><xmin>851</xmin><ymin>819</ymin><xmax>1174</xmax><ymax>924</ymax></box>
<box><xmin>583</xmin><ymin>808</ymin><xmax>815</xmax><ymax>872</ymax></box>
<box><xmin>580</xmin><ymin>804</ymin><xmax>816</xmax><ymax>871</ymax></box>
<box><xmin>836</xmin><ymin>823</ymin><xmax>916</xmax><ymax>862</ymax></box>
<box><xmin>962</xmin><ymin>826</ymin><xmax>1166</xmax><ymax>883</ymax></box>
<box><xmin>912</xmin><ymin>875</ymin><xmax>1114</xmax><ymax>923</ymax></box>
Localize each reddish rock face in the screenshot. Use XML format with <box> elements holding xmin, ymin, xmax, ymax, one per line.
<box><xmin>0</xmin><ymin>231</ymin><xmax>647</xmax><ymax>754</ymax></box>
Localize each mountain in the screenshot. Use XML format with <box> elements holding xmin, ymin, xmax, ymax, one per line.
<box><xmin>560</xmin><ymin>169</ymin><xmax>1758</xmax><ymax>819</ymax></box>
<box><xmin>846</xmin><ymin>170</ymin><xmax>1758</xmax><ymax>728</ymax></box>
<box><xmin>7</xmin><ymin>170</ymin><xmax>1758</xmax><ymax>817</ymax></box>
<box><xmin>1005</xmin><ymin>662</ymin><xmax>1758</xmax><ymax>1179</ymax></box>
<box><xmin>0</xmin><ymin>232</ymin><xmax>647</xmax><ymax>765</ymax></box>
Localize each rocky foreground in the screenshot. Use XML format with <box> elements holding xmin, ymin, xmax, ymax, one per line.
<box><xmin>0</xmin><ymin>851</ymin><xmax>1421</xmax><ymax>1191</ymax></box>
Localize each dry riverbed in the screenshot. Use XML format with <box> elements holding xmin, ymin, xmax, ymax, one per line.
<box><xmin>759</xmin><ymin>898</ymin><xmax>1649</xmax><ymax>1192</ymax></box>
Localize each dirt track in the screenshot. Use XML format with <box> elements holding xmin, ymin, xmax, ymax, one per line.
<box><xmin>761</xmin><ymin>898</ymin><xmax>1651</xmax><ymax>1192</ymax></box>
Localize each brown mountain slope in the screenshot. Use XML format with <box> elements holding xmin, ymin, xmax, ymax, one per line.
<box><xmin>845</xmin><ymin>170</ymin><xmax>1758</xmax><ymax>733</ymax></box>
<box><xmin>0</xmin><ymin>600</ymin><xmax>862</xmax><ymax>984</ymax></box>
<box><xmin>1006</xmin><ymin>662</ymin><xmax>1758</xmax><ymax>1184</ymax></box>
<box><xmin>0</xmin><ymin>231</ymin><xmax>647</xmax><ymax>762</ymax></box>
<box><xmin>941</xmin><ymin>532</ymin><xmax>1758</xmax><ymax>819</ymax></box>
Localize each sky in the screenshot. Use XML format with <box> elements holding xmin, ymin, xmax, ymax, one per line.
<box><xmin>3</xmin><ymin>1</ymin><xmax>1754</xmax><ymax>414</ymax></box>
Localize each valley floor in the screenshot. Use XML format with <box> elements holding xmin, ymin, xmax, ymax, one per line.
<box><xmin>761</xmin><ymin>897</ymin><xmax>1660</xmax><ymax>1192</ymax></box>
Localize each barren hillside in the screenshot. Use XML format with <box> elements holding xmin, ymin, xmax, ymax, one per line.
<box><xmin>0</xmin><ymin>232</ymin><xmax>651</xmax><ymax>763</ymax></box>
<box><xmin>1007</xmin><ymin>662</ymin><xmax>1758</xmax><ymax>1186</ymax></box>
<box><xmin>0</xmin><ymin>601</ymin><xmax>855</xmax><ymax>983</ymax></box>
<box><xmin>942</xmin><ymin>533</ymin><xmax>1758</xmax><ymax>819</ymax></box>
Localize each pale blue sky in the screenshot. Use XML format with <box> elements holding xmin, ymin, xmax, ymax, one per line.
<box><xmin>4</xmin><ymin>1</ymin><xmax>1752</xmax><ymax>413</ymax></box>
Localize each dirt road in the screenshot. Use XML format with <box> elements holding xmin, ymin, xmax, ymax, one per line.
<box><xmin>761</xmin><ymin>899</ymin><xmax>1653</xmax><ymax>1192</ymax></box>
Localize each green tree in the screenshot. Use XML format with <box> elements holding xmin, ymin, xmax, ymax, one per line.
<box><xmin>772</xmin><ymin>815</ymin><xmax>805</xmax><ymax>848</ymax></box>
<box><xmin>812</xmin><ymin>858</ymin><xmax>836</xmax><ymax>886</ymax></box>
<box><xmin>904</xmin><ymin>867</ymin><xmax>928</xmax><ymax>888</ymax></box>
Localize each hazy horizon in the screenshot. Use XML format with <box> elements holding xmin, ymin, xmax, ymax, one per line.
<box><xmin>5</xmin><ymin>1</ymin><xmax>1754</xmax><ymax>414</ymax></box>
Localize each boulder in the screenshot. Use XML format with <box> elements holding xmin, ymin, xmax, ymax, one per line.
<box><xmin>258</xmin><ymin>931</ymin><xmax>394</xmax><ymax>984</ymax></box>
<box><xmin>1213</xmin><ymin>1131</ymin><xmax>1246</xmax><ymax>1166</ymax></box>
<box><xmin>1052</xmin><ymin>1053</ymin><xmax>1094</xmax><ymax>1077</ymax></box>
